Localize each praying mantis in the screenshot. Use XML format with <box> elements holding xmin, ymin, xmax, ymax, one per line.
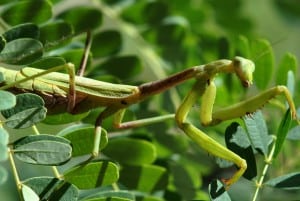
<box><xmin>0</xmin><ymin>55</ymin><xmax>297</xmax><ymax>189</ymax></box>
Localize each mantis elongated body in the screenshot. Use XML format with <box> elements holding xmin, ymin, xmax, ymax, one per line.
<box><xmin>0</xmin><ymin>56</ymin><xmax>297</xmax><ymax>188</ymax></box>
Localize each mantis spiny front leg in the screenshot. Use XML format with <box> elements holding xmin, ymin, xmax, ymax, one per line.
<box><xmin>112</xmin><ymin>57</ymin><xmax>297</xmax><ymax>188</ymax></box>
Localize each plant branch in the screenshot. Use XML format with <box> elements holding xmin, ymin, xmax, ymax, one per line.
<box><xmin>252</xmin><ymin>136</ymin><xmax>276</xmax><ymax>201</ymax></box>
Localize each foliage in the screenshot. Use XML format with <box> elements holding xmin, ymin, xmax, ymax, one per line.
<box><xmin>0</xmin><ymin>0</ymin><xmax>299</xmax><ymax>201</ymax></box>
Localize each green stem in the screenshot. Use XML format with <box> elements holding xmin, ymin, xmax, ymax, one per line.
<box><xmin>8</xmin><ymin>147</ymin><xmax>22</xmax><ymax>200</ymax></box>
<box><xmin>252</xmin><ymin>136</ymin><xmax>276</xmax><ymax>201</ymax></box>
<box><xmin>112</xmin><ymin>183</ymin><xmax>120</xmax><ymax>191</ymax></box>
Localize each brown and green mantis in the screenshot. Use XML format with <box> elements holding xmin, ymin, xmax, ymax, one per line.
<box><xmin>0</xmin><ymin>55</ymin><xmax>297</xmax><ymax>188</ymax></box>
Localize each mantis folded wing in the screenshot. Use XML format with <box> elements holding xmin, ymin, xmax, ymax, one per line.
<box><xmin>0</xmin><ymin>56</ymin><xmax>297</xmax><ymax>188</ymax></box>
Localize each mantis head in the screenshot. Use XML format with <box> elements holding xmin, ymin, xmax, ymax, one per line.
<box><xmin>233</xmin><ymin>56</ymin><xmax>255</xmax><ymax>88</ymax></box>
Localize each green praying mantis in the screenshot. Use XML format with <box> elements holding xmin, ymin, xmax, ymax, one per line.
<box><xmin>0</xmin><ymin>54</ymin><xmax>297</xmax><ymax>188</ymax></box>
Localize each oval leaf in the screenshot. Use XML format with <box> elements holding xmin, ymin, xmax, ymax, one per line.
<box><xmin>273</xmin><ymin>109</ymin><xmax>292</xmax><ymax>158</ymax></box>
<box><xmin>235</xmin><ymin>35</ymin><xmax>250</xmax><ymax>57</ymax></box>
<box><xmin>250</xmin><ymin>39</ymin><xmax>274</xmax><ymax>89</ymax></box>
<box><xmin>95</xmin><ymin>56</ymin><xmax>142</xmax><ymax>80</ymax></box>
<box><xmin>0</xmin><ymin>90</ymin><xmax>16</xmax><ymax>111</ymax></box>
<box><xmin>57</xmin><ymin>7</ymin><xmax>102</xmax><ymax>34</ymax></box>
<box><xmin>209</xmin><ymin>179</ymin><xmax>231</xmax><ymax>201</ymax></box>
<box><xmin>276</xmin><ymin>53</ymin><xmax>297</xmax><ymax>85</ymax></box>
<box><xmin>91</xmin><ymin>30</ymin><xmax>122</xmax><ymax>57</ymax></box>
<box><xmin>58</xmin><ymin>124</ymin><xmax>108</xmax><ymax>156</ymax></box>
<box><xmin>64</xmin><ymin>161</ymin><xmax>119</xmax><ymax>189</ymax></box>
<box><xmin>82</xmin><ymin>190</ymin><xmax>135</xmax><ymax>201</ymax></box>
<box><xmin>43</xmin><ymin>111</ymin><xmax>89</xmax><ymax>125</ymax></box>
<box><xmin>13</xmin><ymin>134</ymin><xmax>72</xmax><ymax>165</ymax></box>
<box><xmin>0</xmin><ymin>38</ymin><xmax>43</xmax><ymax>65</ymax></box>
<box><xmin>21</xmin><ymin>185</ymin><xmax>40</xmax><ymax>201</ymax></box>
<box><xmin>14</xmin><ymin>134</ymin><xmax>71</xmax><ymax>147</ymax></box>
<box><xmin>5</xmin><ymin>107</ymin><xmax>47</xmax><ymax>129</ymax></box>
<box><xmin>243</xmin><ymin>110</ymin><xmax>270</xmax><ymax>156</ymax></box>
<box><xmin>29</xmin><ymin>56</ymin><xmax>67</xmax><ymax>69</ymax></box>
<box><xmin>0</xmin><ymin>166</ymin><xmax>8</xmax><ymax>185</ymax></box>
<box><xmin>287</xmin><ymin>125</ymin><xmax>300</xmax><ymax>140</ymax></box>
<box><xmin>0</xmin><ymin>127</ymin><xmax>9</xmax><ymax>161</ymax></box>
<box><xmin>120</xmin><ymin>164</ymin><xmax>168</xmax><ymax>193</ymax></box>
<box><xmin>1</xmin><ymin>93</ymin><xmax>44</xmax><ymax>118</ymax></box>
<box><xmin>2</xmin><ymin>93</ymin><xmax>46</xmax><ymax>128</ymax></box>
<box><xmin>103</xmin><ymin>138</ymin><xmax>156</xmax><ymax>165</ymax></box>
<box><xmin>225</xmin><ymin>122</ymin><xmax>257</xmax><ymax>180</ymax></box>
<box><xmin>265</xmin><ymin>172</ymin><xmax>300</xmax><ymax>190</ymax></box>
<box><xmin>60</xmin><ymin>49</ymin><xmax>92</xmax><ymax>72</ymax></box>
<box><xmin>23</xmin><ymin>177</ymin><xmax>79</xmax><ymax>201</ymax></box>
<box><xmin>1</xmin><ymin>0</ymin><xmax>52</xmax><ymax>25</ymax></box>
<box><xmin>2</xmin><ymin>23</ymin><xmax>39</xmax><ymax>42</ymax></box>
<box><xmin>39</xmin><ymin>21</ymin><xmax>74</xmax><ymax>49</ymax></box>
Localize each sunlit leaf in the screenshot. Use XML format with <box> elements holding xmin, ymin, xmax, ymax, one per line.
<box><xmin>58</xmin><ymin>124</ymin><xmax>108</xmax><ymax>156</ymax></box>
<box><xmin>21</xmin><ymin>185</ymin><xmax>39</xmax><ymax>201</ymax></box>
<box><xmin>120</xmin><ymin>164</ymin><xmax>168</xmax><ymax>193</ymax></box>
<box><xmin>103</xmin><ymin>138</ymin><xmax>156</xmax><ymax>165</ymax></box>
<box><xmin>64</xmin><ymin>161</ymin><xmax>119</xmax><ymax>189</ymax></box>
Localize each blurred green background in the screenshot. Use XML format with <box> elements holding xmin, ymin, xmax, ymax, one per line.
<box><xmin>1</xmin><ymin>0</ymin><xmax>300</xmax><ymax>200</ymax></box>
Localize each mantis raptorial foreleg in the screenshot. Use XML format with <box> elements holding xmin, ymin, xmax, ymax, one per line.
<box><xmin>108</xmin><ymin>58</ymin><xmax>297</xmax><ymax>188</ymax></box>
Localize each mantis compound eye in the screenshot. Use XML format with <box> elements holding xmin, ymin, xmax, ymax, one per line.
<box><xmin>233</xmin><ymin>56</ymin><xmax>255</xmax><ymax>88</ymax></box>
